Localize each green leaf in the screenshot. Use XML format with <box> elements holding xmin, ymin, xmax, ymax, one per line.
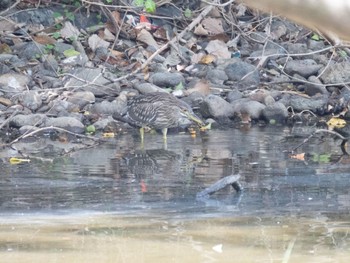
<box><xmin>52</xmin><ymin>32</ymin><xmax>61</xmax><ymax>39</ymax></box>
<box><xmin>85</xmin><ymin>125</ymin><xmax>96</xmax><ymax>134</ymax></box>
<box><xmin>53</xmin><ymin>12</ymin><xmax>62</xmax><ymax>19</ymax></box>
<box><xmin>45</xmin><ymin>44</ymin><xmax>55</xmax><ymax>50</ymax></box>
<box><xmin>65</xmin><ymin>10</ymin><xmax>75</xmax><ymax>21</ymax></box>
<box><xmin>311</xmin><ymin>33</ymin><xmax>320</xmax><ymax>41</ymax></box>
<box><xmin>174</xmin><ymin>82</ymin><xmax>184</xmax><ymax>91</ymax></box>
<box><xmin>144</xmin><ymin>0</ymin><xmax>156</xmax><ymax>13</ymax></box>
<box><xmin>63</xmin><ymin>49</ymin><xmax>80</xmax><ymax>57</ymax></box>
<box><xmin>338</xmin><ymin>50</ymin><xmax>348</xmax><ymax>58</ymax></box>
<box><xmin>184</xmin><ymin>8</ymin><xmax>192</xmax><ymax>18</ymax></box>
<box><xmin>134</xmin><ymin>0</ymin><xmax>144</xmax><ymax>7</ymax></box>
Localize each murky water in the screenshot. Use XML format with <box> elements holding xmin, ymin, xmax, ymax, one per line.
<box><xmin>0</xmin><ymin>126</ymin><xmax>349</xmax><ymax>262</ymax></box>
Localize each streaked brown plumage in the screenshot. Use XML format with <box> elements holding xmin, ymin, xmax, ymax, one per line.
<box><xmin>114</xmin><ymin>92</ymin><xmax>204</xmax><ymax>141</ymax></box>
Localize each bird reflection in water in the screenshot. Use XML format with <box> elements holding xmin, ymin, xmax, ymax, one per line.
<box><xmin>115</xmin><ymin>148</ymin><xmax>201</xmax><ymax>197</ymax></box>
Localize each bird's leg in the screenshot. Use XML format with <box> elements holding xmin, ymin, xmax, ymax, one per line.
<box><xmin>140</xmin><ymin>127</ymin><xmax>145</xmax><ymax>143</ymax></box>
<box><xmin>162</xmin><ymin>128</ymin><xmax>168</xmax><ymax>141</ymax></box>
<box><xmin>162</xmin><ymin>128</ymin><xmax>168</xmax><ymax>150</ymax></box>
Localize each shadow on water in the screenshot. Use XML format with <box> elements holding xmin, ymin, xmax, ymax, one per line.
<box><xmin>0</xmin><ymin>126</ymin><xmax>349</xmax><ymax>262</ymax></box>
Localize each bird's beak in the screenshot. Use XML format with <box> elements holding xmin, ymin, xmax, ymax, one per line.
<box><xmin>183</xmin><ymin>111</ymin><xmax>205</xmax><ymax>127</ymax></box>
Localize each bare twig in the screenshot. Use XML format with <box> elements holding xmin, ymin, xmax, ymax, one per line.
<box><xmin>4</xmin><ymin>126</ymin><xmax>100</xmax><ymax>147</ymax></box>
<box><xmin>288</xmin><ymin>129</ymin><xmax>347</xmax><ymax>153</ymax></box>
<box><xmin>0</xmin><ymin>110</ymin><xmax>18</xmax><ymax>130</ymax></box>
<box><xmin>111</xmin><ymin>4</ymin><xmax>214</xmax><ymax>82</ymax></box>
<box><xmin>0</xmin><ymin>0</ymin><xmax>21</xmax><ymax>15</ymax></box>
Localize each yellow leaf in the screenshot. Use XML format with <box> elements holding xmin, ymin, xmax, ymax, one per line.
<box><xmin>199</xmin><ymin>54</ymin><xmax>216</xmax><ymax>64</ymax></box>
<box><xmin>9</xmin><ymin>157</ymin><xmax>31</xmax><ymax>165</ymax></box>
<box><xmin>327</xmin><ymin>117</ymin><xmax>346</xmax><ymax>128</ymax></box>
<box><xmin>103</xmin><ymin>132</ymin><xmax>115</xmax><ymax>138</ymax></box>
<box><xmin>290</xmin><ymin>153</ymin><xmax>305</xmax><ymax>161</ymax></box>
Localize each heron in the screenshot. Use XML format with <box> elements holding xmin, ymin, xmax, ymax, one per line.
<box><xmin>114</xmin><ymin>92</ymin><xmax>204</xmax><ymax>141</ymax></box>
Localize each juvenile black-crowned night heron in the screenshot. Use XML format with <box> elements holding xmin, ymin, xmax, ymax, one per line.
<box><xmin>114</xmin><ymin>92</ymin><xmax>204</xmax><ymax>141</ymax></box>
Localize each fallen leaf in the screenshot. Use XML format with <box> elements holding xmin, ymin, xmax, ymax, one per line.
<box><xmin>327</xmin><ymin>117</ymin><xmax>346</xmax><ymax>128</ymax></box>
<box><xmin>202</xmin><ymin>17</ymin><xmax>224</xmax><ymax>35</ymax></box>
<box><xmin>205</xmin><ymin>40</ymin><xmax>231</xmax><ymax>59</ymax></box>
<box><xmin>290</xmin><ymin>152</ymin><xmax>305</xmax><ymax>161</ymax></box>
<box><xmin>60</xmin><ymin>21</ymin><xmax>80</xmax><ymax>39</ymax></box>
<box><xmin>63</xmin><ymin>49</ymin><xmax>80</xmax><ymax>57</ymax></box>
<box><xmin>88</xmin><ymin>34</ymin><xmax>110</xmax><ymax>52</ymax></box>
<box><xmin>199</xmin><ymin>54</ymin><xmax>216</xmax><ymax>64</ymax></box>
<box><xmin>9</xmin><ymin>157</ymin><xmax>30</xmax><ymax>165</ymax></box>
<box><xmin>186</xmin><ymin>79</ymin><xmax>211</xmax><ymax>96</ymax></box>
<box><xmin>194</xmin><ymin>24</ymin><xmax>209</xmax><ymax>36</ymax></box>
<box><xmin>33</xmin><ymin>34</ymin><xmax>56</xmax><ymax>45</ymax></box>
<box><xmin>103</xmin><ymin>132</ymin><xmax>115</xmax><ymax>138</ymax></box>
<box><xmin>136</xmin><ymin>29</ymin><xmax>159</xmax><ymax>48</ymax></box>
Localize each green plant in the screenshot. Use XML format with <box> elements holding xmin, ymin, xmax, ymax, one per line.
<box><xmin>134</xmin><ymin>0</ymin><xmax>156</xmax><ymax>13</ymax></box>
<box><xmin>44</xmin><ymin>44</ymin><xmax>55</xmax><ymax>54</ymax></box>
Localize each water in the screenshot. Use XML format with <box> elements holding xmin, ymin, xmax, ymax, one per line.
<box><xmin>0</xmin><ymin>126</ymin><xmax>349</xmax><ymax>262</ymax></box>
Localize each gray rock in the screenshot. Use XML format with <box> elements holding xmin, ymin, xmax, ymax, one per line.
<box><xmin>46</xmin><ymin>100</ymin><xmax>79</xmax><ymax>116</ymax></box>
<box><xmin>150</xmin><ymin>72</ymin><xmax>185</xmax><ymax>87</ymax></box>
<box><xmin>19</xmin><ymin>91</ymin><xmax>42</xmax><ymax>111</ymax></box>
<box><xmin>206</xmin><ymin>69</ymin><xmax>228</xmax><ymax>85</ymax></box>
<box><xmin>320</xmin><ymin>61</ymin><xmax>350</xmax><ymax>84</ymax></box>
<box><xmin>14</xmin><ymin>42</ymin><xmax>45</xmax><ymax>60</ymax></box>
<box><xmin>45</xmin><ymin>117</ymin><xmax>85</xmax><ymax>133</ymax></box>
<box><xmin>11</xmin><ymin>8</ymin><xmax>55</xmax><ymax>26</ymax></box>
<box><xmin>66</xmin><ymin>91</ymin><xmax>95</xmax><ymax>109</ymax></box>
<box><xmin>307</xmin><ymin>39</ymin><xmax>326</xmax><ymax>50</ymax></box>
<box><xmin>304</xmin><ymin>76</ymin><xmax>328</xmax><ymax>96</ymax></box>
<box><xmin>284</xmin><ymin>59</ymin><xmax>323</xmax><ymax>78</ymax></box>
<box><xmin>227</xmin><ymin>90</ymin><xmax>243</xmax><ymax>102</ymax></box>
<box><xmin>54</xmin><ymin>42</ymin><xmax>75</xmax><ymax>55</ymax></box>
<box><xmin>225</xmin><ymin>61</ymin><xmax>260</xmax><ymax>86</ymax></box>
<box><xmin>19</xmin><ymin>125</ymin><xmax>39</xmax><ymax>134</ymax></box>
<box><xmin>282</xmin><ymin>42</ymin><xmax>309</xmax><ymax>54</ymax></box>
<box><xmin>200</xmin><ymin>95</ymin><xmax>234</xmax><ymax>118</ymax></box>
<box><xmin>281</xmin><ymin>95</ymin><xmax>328</xmax><ymax>112</ymax></box>
<box><xmin>88</xmin><ymin>100</ymin><xmax>125</xmax><ymax>115</ymax></box>
<box><xmin>0</xmin><ymin>73</ymin><xmax>31</xmax><ymax>96</ymax></box>
<box><xmin>134</xmin><ymin>82</ymin><xmax>165</xmax><ymax>93</ymax></box>
<box><xmin>10</xmin><ymin>114</ymin><xmax>47</xmax><ymax>128</ymax></box>
<box><xmin>262</xmin><ymin>102</ymin><xmax>289</xmax><ymax>123</ymax></box>
<box><xmin>43</xmin><ymin>54</ymin><xmax>59</xmax><ymax>71</ymax></box>
<box><xmin>64</xmin><ymin>68</ymin><xmax>120</xmax><ymax>97</ymax></box>
<box><xmin>232</xmin><ymin>99</ymin><xmax>266</xmax><ymax>120</ymax></box>
<box><xmin>0</xmin><ymin>63</ymin><xmax>11</xmax><ymax>75</ymax></box>
<box><xmin>93</xmin><ymin>117</ymin><xmax>113</xmax><ymax>130</ymax></box>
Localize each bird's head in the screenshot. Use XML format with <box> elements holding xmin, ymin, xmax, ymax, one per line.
<box><xmin>179</xmin><ymin>107</ymin><xmax>205</xmax><ymax>127</ymax></box>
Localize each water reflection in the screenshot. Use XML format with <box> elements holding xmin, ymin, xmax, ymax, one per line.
<box><xmin>0</xmin><ymin>126</ymin><xmax>349</xmax><ymax>262</ymax></box>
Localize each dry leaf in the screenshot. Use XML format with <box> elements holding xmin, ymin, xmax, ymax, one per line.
<box><xmin>205</xmin><ymin>40</ymin><xmax>231</xmax><ymax>59</ymax></box>
<box><xmin>185</xmin><ymin>79</ymin><xmax>211</xmax><ymax>96</ymax></box>
<box><xmin>202</xmin><ymin>17</ymin><xmax>224</xmax><ymax>35</ymax></box>
<box><xmin>194</xmin><ymin>24</ymin><xmax>209</xmax><ymax>36</ymax></box>
<box><xmin>109</xmin><ymin>49</ymin><xmax>124</xmax><ymax>58</ymax></box>
<box><xmin>153</xmin><ymin>27</ymin><xmax>169</xmax><ymax>40</ymax></box>
<box><xmin>327</xmin><ymin>117</ymin><xmax>347</xmax><ymax>128</ymax></box>
<box><xmin>290</xmin><ymin>153</ymin><xmax>305</xmax><ymax>161</ymax></box>
<box><xmin>60</xmin><ymin>21</ymin><xmax>80</xmax><ymax>39</ymax></box>
<box><xmin>33</xmin><ymin>34</ymin><xmax>56</xmax><ymax>45</ymax></box>
<box><xmin>88</xmin><ymin>34</ymin><xmax>110</xmax><ymax>51</ymax></box>
<box><xmin>102</xmin><ymin>28</ymin><xmax>115</xmax><ymax>41</ymax></box>
<box><xmin>208</xmin><ymin>33</ymin><xmax>230</xmax><ymax>43</ymax></box>
<box><xmin>199</xmin><ymin>54</ymin><xmax>216</xmax><ymax>64</ymax></box>
<box><xmin>191</xmin><ymin>53</ymin><xmax>205</xmax><ymax>64</ymax></box>
<box><xmin>137</xmin><ymin>29</ymin><xmax>159</xmax><ymax>48</ymax></box>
